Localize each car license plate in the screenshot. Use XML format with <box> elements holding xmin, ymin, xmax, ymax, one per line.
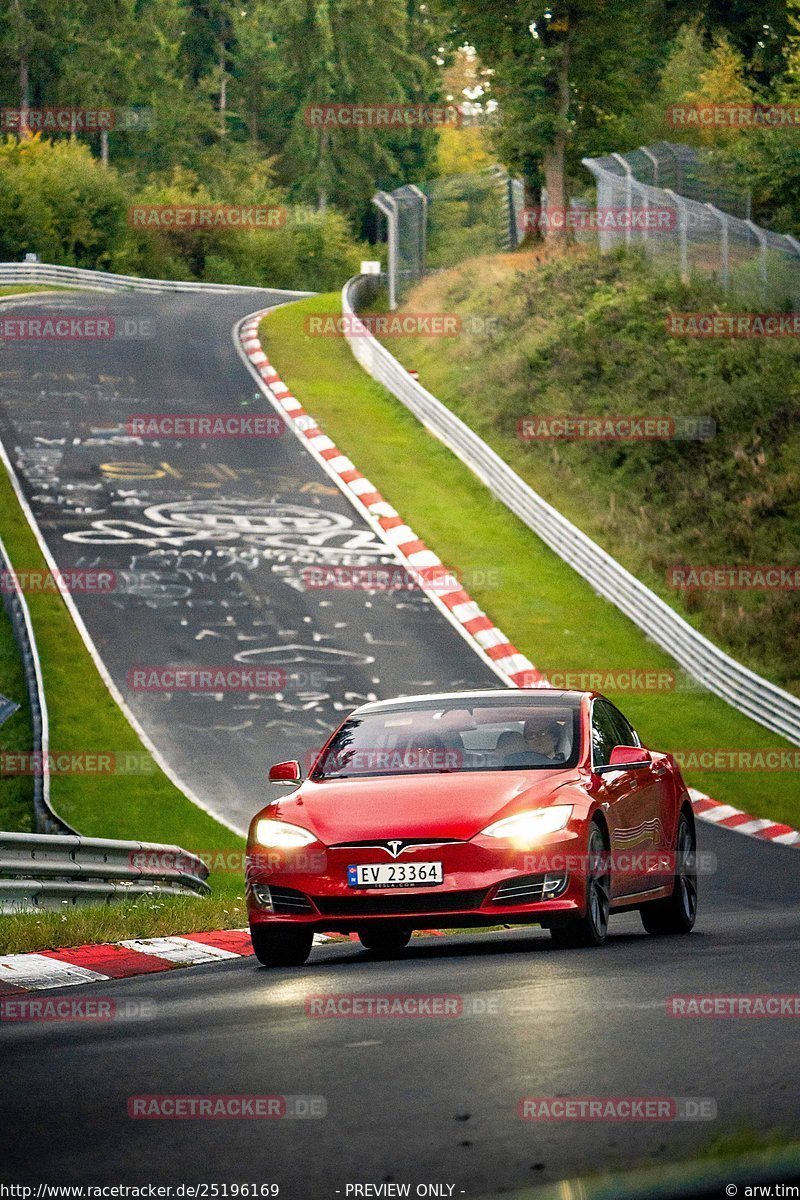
<box><xmin>347</xmin><ymin>861</ymin><xmax>443</xmax><ymax>888</ymax></box>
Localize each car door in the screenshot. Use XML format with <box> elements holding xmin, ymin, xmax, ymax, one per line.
<box><xmin>591</xmin><ymin>700</ymin><xmax>667</xmax><ymax>897</ymax></box>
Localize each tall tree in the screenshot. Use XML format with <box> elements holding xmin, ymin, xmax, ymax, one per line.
<box><xmin>438</xmin><ymin>1</ymin><xmax>655</xmax><ymax>243</ymax></box>
<box><xmin>274</xmin><ymin>0</ymin><xmax>439</xmax><ymax>217</ymax></box>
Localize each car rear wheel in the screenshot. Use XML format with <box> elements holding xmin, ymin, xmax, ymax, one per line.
<box><xmin>640</xmin><ymin>810</ymin><xmax>697</xmax><ymax>935</ymax></box>
<box><xmin>550</xmin><ymin>820</ymin><xmax>610</xmax><ymax>949</ymax></box>
<box><xmin>357</xmin><ymin>927</ymin><xmax>413</xmax><ymax>958</ymax></box>
<box><xmin>250</xmin><ymin>925</ymin><xmax>314</xmax><ymax>967</ymax></box>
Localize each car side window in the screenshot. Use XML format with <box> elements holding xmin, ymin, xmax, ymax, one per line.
<box><xmin>591</xmin><ymin>701</ymin><xmax>619</xmax><ymax>768</ymax></box>
<box><xmin>606</xmin><ymin>704</ymin><xmax>639</xmax><ymax>750</ymax></box>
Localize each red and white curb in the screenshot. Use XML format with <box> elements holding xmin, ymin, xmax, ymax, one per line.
<box><xmin>0</xmin><ymin>930</ymin><xmax>254</xmax><ymax>996</ymax></box>
<box><xmin>0</xmin><ymin>931</ymin><xmax>446</xmax><ymax>997</ymax></box>
<box><xmin>237</xmin><ymin>314</ymin><xmax>539</xmax><ymax>689</ymax></box>
<box><xmin>236</xmin><ymin>314</ymin><xmax>800</xmax><ymax>856</ymax></box>
<box><xmin>689</xmin><ymin>788</ymin><xmax>800</xmax><ymax>847</ymax></box>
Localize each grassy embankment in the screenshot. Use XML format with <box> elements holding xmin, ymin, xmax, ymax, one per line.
<box><xmin>260</xmin><ymin>281</ymin><xmax>800</xmax><ymax>828</ymax></box>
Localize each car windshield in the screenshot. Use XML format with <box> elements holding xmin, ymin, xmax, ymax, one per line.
<box><xmin>312</xmin><ymin>698</ymin><xmax>581</xmax><ymax>779</ymax></box>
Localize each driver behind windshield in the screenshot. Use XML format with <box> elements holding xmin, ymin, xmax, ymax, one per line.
<box><xmin>497</xmin><ymin>717</ymin><xmax>565</xmax><ymax>767</ymax></box>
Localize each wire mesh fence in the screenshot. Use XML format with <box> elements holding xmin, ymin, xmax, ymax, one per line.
<box><xmin>373</xmin><ymin>142</ymin><xmax>798</xmax><ymax>309</ymax></box>
<box><xmin>373</xmin><ymin>166</ymin><xmax>524</xmax><ymax>307</ymax></box>
<box><xmin>581</xmin><ymin>143</ymin><xmax>800</xmax><ymax>308</ymax></box>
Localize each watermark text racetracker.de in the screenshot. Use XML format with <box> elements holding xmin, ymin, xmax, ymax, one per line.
<box><xmin>668</xmin><ymin>565</ymin><xmax>800</xmax><ymax>591</ymax></box>
<box><xmin>0</xmin><ymin>106</ymin><xmax>153</xmax><ymax>132</ymax></box>
<box><xmin>518</xmin><ymin>1096</ymin><xmax>717</xmax><ymax>1121</ymax></box>
<box><xmin>518</xmin><ymin>415</ymin><xmax>715</xmax><ymax>442</ymax></box>
<box><xmin>127</xmin><ymin>206</ymin><xmax>286</xmax><ymax>230</ymax></box>
<box><xmin>669</xmin><ymin>749</ymin><xmax>800</xmax><ymax>772</ymax></box>
<box><xmin>518</xmin><ymin>206</ymin><xmax>676</xmax><ymax>234</ymax></box>
<box><xmin>305</xmin><ymin>993</ymin><xmax>502</xmax><ymax>1018</ymax></box>
<box><xmin>0</xmin><ymin>997</ymin><xmax>154</xmax><ymax>1023</ymax></box>
<box><xmin>667</xmin><ymin>102</ymin><xmax>800</xmax><ymax>128</ymax></box>
<box><xmin>0</xmin><ymin>568</ymin><xmax>116</xmax><ymax>595</ymax></box>
<box><xmin>126</xmin><ymin>666</ymin><xmax>326</xmax><ymax>693</ymax></box>
<box><xmin>667</xmin><ymin>313</ymin><xmax>800</xmax><ymax>339</ymax></box>
<box><xmin>304</xmin><ymin>103</ymin><xmax>462</xmax><ymax>129</ymax></box>
<box><xmin>304</xmin><ymin>312</ymin><xmax>503</xmax><ymax>338</ymax></box>
<box><xmin>127</xmin><ymin>1095</ymin><xmax>325</xmax><ymax>1119</ymax></box>
<box><xmin>0</xmin><ymin>316</ymin><xmax>154</xmax><ymax>341</ymax></box>
<box><xmin>126</xmin><ymin>414</ymin><xmax>286</xmax><ymax>439</ymax></box>
<box><xmin>667</xmin><ymin>994</ymin><xmax>800</xmax><ymax>1018</ymax></box>
<box><xmin>301</xmin><ymin>564</ymin><xmax>503</xmax><ymax>593</ymax></box>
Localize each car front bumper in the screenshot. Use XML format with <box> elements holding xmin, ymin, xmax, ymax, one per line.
<box><xmin>245</xmin><ymin>830</ymin><xmax>587</xmax><ymax>932</ymax></box>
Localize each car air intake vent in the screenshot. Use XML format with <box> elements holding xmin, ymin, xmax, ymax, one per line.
<box><xmin>492</xmin><ymin>873</ymin><xmax>569</xmax><ymax>904</ymax></box>
<box><xmin>268</xmin><ymin>886</ymin><xmax>315</xmax><ymax>914</ymax></box>
<box><xmin>313</xmin><ymin>889</ymin><xmax>488</xmax><ymax>917</ymax></box>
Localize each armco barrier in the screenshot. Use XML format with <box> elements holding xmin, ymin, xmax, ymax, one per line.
<box><xmin>342</xmin><ymin>273</ymin><xmax>800</xmax><ymax>747</ymax></box>
<box><xmin>0</xmin><ymin>261</ymin><xmax>314</xmax><ymax>295</ymax></box>
<box><xmin>0</xmin><ymin>534</ymin><xmax>72</xmax><ymax>835</ymax></box>
<box><xmin>0</xmin><ymin>831</ymin><xmax>210</xmax><ymax>911</ymax></box>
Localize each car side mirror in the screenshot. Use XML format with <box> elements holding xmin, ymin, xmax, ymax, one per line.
<box><xmin>268</xmin><ymin>760</ymin><xmax>302</xmax><ymax>783</ymax></box>
<box><xmin>596</xmin><ymin>746</ymin><xmax>653</xmax><ymax>775</ymax></box>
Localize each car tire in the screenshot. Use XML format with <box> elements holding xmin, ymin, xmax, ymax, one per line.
<box><xmin>640</xmin><ymin>809</ymin><xmax>698</xmax><ymax>935</ymax></box>
<box><xmin>357</xmin><ymin>927</ymin><xmax>413</xmax><ymax>958</ymax></box>
<box><xmin>549</xmin><ymin>819</ymin><xmax>610</xmax><ymax>949</ymax></box>
<box><xmin>250</xmin><ymin>925</ymin><xmax>314</xmax><ymax>967</ymax></box>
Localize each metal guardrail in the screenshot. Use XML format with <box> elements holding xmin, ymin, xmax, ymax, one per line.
<box><xmin>0</xmin><ymin>534</ymin><xmax>73</xmax><ymax>835</ymax></box>
<box><xmin>0</xmin><ymin>831</ymin><xmax>210</xmax><ymax>911</ymax></box>
<box><xmin>0</xmin><ymin>261</ymin><xmax>314</xmax><ymax>295</ymax></box>
<box><xmin>342</xmin><ymin>273</ymin><xmax>800</xmax><ymax>747</ymax></box>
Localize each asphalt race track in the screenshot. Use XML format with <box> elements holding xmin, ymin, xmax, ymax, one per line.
<box><xmin>0</xmin><ymin>290</ymin><xmax>798</xmax><ymax>1195</ymax></box>
<box><xmin>0</xmin><ymin>289</ymin><xmax>498</xmax><ymax>831</ymax></box>
<box><xmin>1</xmin><ymin>822</ymin><xmax>799</xmax><ymax>1192</ymax></box>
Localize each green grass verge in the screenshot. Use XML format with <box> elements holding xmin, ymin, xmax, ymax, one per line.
<box><xmin>0</xmin><ymin>278</ymin><xmax>248</xmax><ymax>952</ymax></box>
<box><xmin>381</xmin><ymin>248</ymin><xmax>800</xmax><ymax>699</ymax></box>
<box><xmin>0</xmin><ymin>887</ymin><xmax>246</xmax><ymax>956</ymax></box>
<box><xmin>0</xmin><ymin>579</ymin><xmax>35</xmax><ymax>832</ymax></box>
<box><xmin>0</xmin><ymin>286</ymin><xmax>72</xmax><ymax>296</ymax></box>
<box><xmin>0</xmin><ymin>465</ymin><xmax>241</xmax><ymax>847</ymax></box>
<box><xmin>260</xmin><ymin>295</ymin><xmax>800</xmax><ymax>827</ymax></box>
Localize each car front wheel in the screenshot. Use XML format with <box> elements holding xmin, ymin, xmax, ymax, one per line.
<box><xmin>250</xmin><ymin>925</ymin><xmax>314</xmax><ymax>967</ymax></box>
<box><xmin>550</xmin><ymin>819</ymin><xmax>610</xmax><ymax>949</ymax></box>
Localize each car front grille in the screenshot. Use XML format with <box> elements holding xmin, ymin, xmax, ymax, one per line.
<box><xmin>268</xmin><ymin>885</ymin><xmax>316</xmax><ymax>914</ymax></box>
<box><xmin>491</xmin><ymin>873</ymin><xmax>569</xmax><ymax>904</ymax></box>
<box><xmin>312</xmin><ymin>889</ymin><xmax>488</xmax><ymax>917</ymax></box>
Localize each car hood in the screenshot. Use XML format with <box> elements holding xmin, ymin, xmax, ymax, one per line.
<box><xmin>270</xmin><ymin>769</ymin><xmax>579</xmax><ymax>844</ymax></box>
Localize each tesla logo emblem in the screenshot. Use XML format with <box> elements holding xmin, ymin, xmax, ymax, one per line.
<box><xmin>386</xmin><ymin>840</ymin><xmax>405</xmax><ymax>858</ymax></box>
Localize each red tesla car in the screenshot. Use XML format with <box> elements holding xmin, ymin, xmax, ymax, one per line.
<box><xmin>246</xmin><ymin>689</ymin><xmax>698</xmax><ymax>965</ymax></box>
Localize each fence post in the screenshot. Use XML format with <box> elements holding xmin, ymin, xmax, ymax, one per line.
<box><xmin>746</xmin><ymin>219</ymin><xmax>769</xmax><ymax>305</ymax></box>
<box><xmin>612</xmin><ymin>153</ymin><xmax>633</xmax><ymax>248</ymax></box>
<box><xmin>639</xmin><ymin>145</ymin><xmax>660</xmax><ymax>187</ymax></box>
<box><xmin>705</xmin><ymin>203</ymin><xmax>730</xmax><ymax>294</ymax></box>
<box><xmin>665</xmin><ymin>189</ymin><xmax>689</xmax><ymax>283</ymax></box>
<box><xmin>406</xmin><ymin>184</ymin><xmax>428</xmax><ymax>280</ymax></box>
<box><xmin>372</xmin><ymin>191</ymin><xmax>399</xmax><ymax>310</ymax></box>
<box><xmin>507</xmin><ymin>178</ymin><xmax>518</xmax><ymax>247</ymax></box>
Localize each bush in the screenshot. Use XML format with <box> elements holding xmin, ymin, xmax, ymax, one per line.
<box><xmin>0</xmin><ymin>138</ymin><xmax>369</xmax><ymax>290</ymax></box>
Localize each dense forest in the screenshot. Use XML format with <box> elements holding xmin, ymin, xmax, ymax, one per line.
<box><xmin>1</xmin><ymin>0</ymin><xmax>799</xmax><ymax>286</ymax></box>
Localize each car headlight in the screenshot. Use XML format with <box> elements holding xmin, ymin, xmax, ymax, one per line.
<box><xmin>481</xmin><ymin>805</ymin><xmax>573</xmax><ymax>845</ymax></box>
<box><xmin>254</xmin><ymin>818</ymin><xmax>316</xmax><ymax>848</ymax></box>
